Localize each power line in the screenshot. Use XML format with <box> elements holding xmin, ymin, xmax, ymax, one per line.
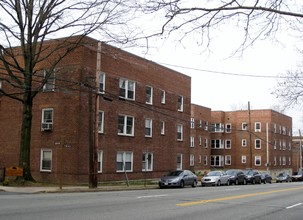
<box><xmin>157</xmin><ymin>62</ymin><xmax>293</xmax><ymax>79</ymax></box>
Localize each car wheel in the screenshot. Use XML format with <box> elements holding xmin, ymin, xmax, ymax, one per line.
<box><xmin>235</xmin><ymin>179</ymin><xmax>239</xmax><ymax>185</ymax></box>
<box><xmin>192</xmin><ymin>180</ymin><xmax>197</xmax><ymax>188</ymax></box>
<box><xmin>263</xmin><ymin>180</ymin><xmax>266</xmax><ymax>184</ymax></box>
<box><xmin>180</xmin><ymin>180</ymin><xmax>185</xmax><ymax>188</ymax></box>
<box><xmin>217</xmin><ymin>180</ymin><xmax>221</xmax><ymax>186</ymax></box>
<box><xmin>226</xmin><ymin>180</ymin><xmax>230</xmax><ymax>186</ymax></box>
<box><xmin>252</xmin><ymin>178</ymin><xmax>256</xmax><ymax>184</ymax></box>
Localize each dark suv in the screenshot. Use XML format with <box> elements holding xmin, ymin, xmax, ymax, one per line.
<box><xmin>244</xmin><ymin>169</ymin><xmax>262</xmax><ymax>184</ymax></box>
<box><xmin>226</xmin><ymin>169</ymin><xmax>247</xmax><ymax>185</ymax></box>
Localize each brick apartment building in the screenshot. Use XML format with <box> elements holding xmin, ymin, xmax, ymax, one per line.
<box><xmin>292</xmin><ymin>136</ymin><xmax>303</xmax><ymax>173</ymax></box>
<box><xmin>209</xmin><ymin>109</ymin><xmax>292</xmax><ymax>177</ymax></box>
<box><xmin>0</xmin><ymin>36</ymin><xmax>295</xmax><ymax>184</ymax></box>
<box><xmin>0</xmin><ymin>36</ymin><xmax>191</xmax><ymax>184</ymax></box>
<box><xmin>190</xmin><ymin>104</ymin><xmax>212</xmax><ymax>173</ymax></box>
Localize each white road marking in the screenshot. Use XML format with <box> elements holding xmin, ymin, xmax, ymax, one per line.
<box><xmin>286</xmin><ymin>203</ymin><xmax>302</xmax><ymax>209</ymax></box>
<box><xmin>137</xmin><ymin>194</ymin><xmax>168</xmax><ymax>199</ymax></box>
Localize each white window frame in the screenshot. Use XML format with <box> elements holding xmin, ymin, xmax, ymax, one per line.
<box><xmin>190</xmin><ymin>136</ymin><xmax>195</xmax><ymax>147</ymax></box>
<box><xmin>226</xmin><ymin>123</ymin><xmax>232</xmax><ymax>133</ymax></box>
<box><xmin>98</xmin><ymin>72</ymin><xmax>105</xmax><ymax>94</ymax></box>
<box><xmin>255</xmin><ymin>139</ymin><xmax>261</xmax><ymax>149</ymax></box>
<box><xmin>160</xmin><ymin>121</ymin><xmax>165</xmax><ymax>135</ymax></box>
<box><xmin>242</xmin><ymin>122</ymin><xmax>248</xmax><ymax>130</ymax></box>
<box><xmin>211</xmin><ymin>155</ymin><xmax>224</xmax><ymax>167</ymax></box>
<box><xmin>0</xmin><ymin>79</ymin><xmax>2</xmax><ymax>89</ymax></box>
<box><xmin>242</xmin><ymin>155</ymin><xmax>246</xmax><ymax>164</ymax></box>
<box><xmin>43</xmin><ymin>70</ymin><xmax>55</xmax><ymax>92</ymax></box>
<box><xmin>255</xmin><ymin>122</ymin><xmax>261</xmax><ymax>132</ymax></box>
<box><xmin>204</xmin><ymin>139</ymin><xmax>208</xmax><ymax>148</ymax></box>
<box><xmin>145</xmin><ymin>118</ymin><xmax>152</xmax><ymax>137</ymax></box>
<box><xmin>211</xmin><ymin>139</ymin><xmax>224</xmax><ymax>149</ymax></box>
<box><xmin>211</xmin><ymin>123</ymin><xmax>224</xmax><ymax>132</ymax></box>
<box><xmin>177</xmin><ymin>153</ymin><xmax>183</xmax><ymax>170</ymax></box>
<box><xmin>203</xmin><ymin>156</ymin><xmax>208</xmax><ymax>166</ymax></box>
<box><xmin>190</xmin><ymin>118</ymin><xmax>195</xmax><ymax>129</ymax></box>
<box><xmin>225</xmin><ymin>139</ymin><xmax>231</xmax><ymax>149</ymax></box>
<box><xmin>119</xmin><ymin>78</ymin><xmax>135</xmax><ymax>100</ymax></box>
<box><xmin>142</xmin><ymin>152</ymin><xmax>153</xmax><ymax>171</ymax></box>
<box><xmin>242</xmin><ymin>139</ymin><xmax>247</xmax><ymax>147</ymax></box>
<box><xmin>190</xmin><ymin>154</ymin><xmax>194</xmax><ymax>166</ymax></box>
<box><xmin>161</xmin><ymin>90</ymin><xmax>166</xmax><ymax>104</ymax></box>
<box><xmin>118</xmin><ymin>115</ymin><xmax>134</xmax><ymax>136</ymax></box>
<box><xmin>116</xmin><ymin>152</ymin><xmax>133</xmax><ymax>172</ymax></box>
<box><xmin>177</xmin><ymin>95</ymin><xmax>183</xmax><ymax>112</ymax></box>
<box><xmin>204</xmin><ymin>121</ymin><xmax>208</xmax><ymax>131</ymax></box>
<box><xmin>40</xmin><ymin>149</ymin><xmax>52</xmax><ymax>172</ymax></box>
<box><xmin>177</xmin><ymin>124</ymin><xmax>183</xmax><ymax>141</ymax></box>
<box><xmin>225</xmin><ymin>155</ymin><xmax>231</xmax><ymax>165</ymax></box>
<box><xmin>146</xmin><ymin>86</ymin><xmax>153</xmax><ymax>105</ymax></box>
<box><xmin>41</xmin><ymin>108</ymin><xmax>53</xmax><ymax>131</ymax></box>
<box><xmin>199</xmin><ymin>136</ymin><xmax>202</xmax><ymax>146</ymax></box>
<box><xmin>98</xmin><ymin>150</ymin><xmax>103</xmax><ymax>173</ymax></box>
<box><xmin>255</xmin><ymin>156</ymin><xmax>261</xmax><ymax>166</ymax></box>
<box><xmin>98</xmin><ymin>111</ymin><xmax>104</xmax><ymax>133</ymax></box>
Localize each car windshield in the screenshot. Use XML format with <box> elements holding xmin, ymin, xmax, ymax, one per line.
<box><xmin>226</xmin><ymin>170</ymin><xmax>236</xmax><ymax>175</ymax></box>
<box><xmin>167</xmin><ymin>171</ymin><xmax>183</xmax><ymax>176</ymax></box>
<box><xmin>207</xmin><ymin>171</ymin><xmax>220</xmax><ymax>176</ymax></box>
<box><xmin>278</xmin><ymin>173</ymin><xmax>285</xmax><ymax>177</ymax></box>
<box><xmin>244</xmin><ymin>170</ymin><xmax>253</xmax><ymax>175</ymax></box>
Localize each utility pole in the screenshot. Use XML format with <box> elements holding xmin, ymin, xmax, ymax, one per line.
<box><xmin>248</xmin><ymin>101</ymin><xmax>253</xmax><ymax>169</ymax></box>
<box><xmin>89</xmin><ymin>42</ymin><xmax>101</xmax><ymax>188</ymax></box>
<box><xmin>299</xmin><ymin>130</ymin><xmax>302</xmax><ymax>171</ymax></box>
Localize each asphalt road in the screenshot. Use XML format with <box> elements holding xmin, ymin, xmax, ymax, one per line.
<box><xmin>0</xmin><ymin>182</ymin><xmax>303</xmax><ymax>220</ymax></box>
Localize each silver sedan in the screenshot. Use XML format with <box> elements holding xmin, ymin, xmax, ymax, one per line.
<box><xmin>201</xmin><ymin>171</ymin><xmax>230</xmax><ymax>186</ymax></box>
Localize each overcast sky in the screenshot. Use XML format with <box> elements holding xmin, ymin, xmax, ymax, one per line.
<box><xmin>127</xmin><ymin>27</ymin><xmax>303</xmax><ymax>135</ymax></box>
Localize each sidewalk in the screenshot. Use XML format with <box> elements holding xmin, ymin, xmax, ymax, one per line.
<box><xmin>0</xmin><ymin>184</ymin><xmax>159</xmax><ymax>194</ymax></box>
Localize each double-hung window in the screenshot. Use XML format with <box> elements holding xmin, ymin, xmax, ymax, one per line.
<box><xmin>177</xmin><ymin>153</ymin><xmax>182</xmax><ymax>170</ymax></box>
<box><xmin>255</xmin><ymin>139</ymin><xmax>261</xmax><ymax>149</ymax></box>
<box><xmin>43</xmin><ymin>70</ymin><xmax>55</xmax><ymax>92</ymax></box>
<box><xmin>225</xmin><ymin>155</ymin><xmax>231</xmax><ymax>165</ymax></box>
<box><xmin>98</xmin><ymin>151</ymin><xmax>103</xmax><ymax>173</ymax></box>
<box><xmin>119</xmin><ymin>78</ymin><xmax>135</xmax><ymax>100</ymax></box>
<box><xmin>118</xmin><ymin>115</ymin><xmax>134</xmax><ymax>136</ymax></box>
<box><xmin>177</xmin><ymin>124</ymin><xmax>183</xmax><ymax>141</ymax></box>
<box><xmin>98</xmin><ymin>72</ymin><xmax>105</xmax><ymax>93</ymax></box>
<box><xmin>146</xmin><ymin>86</ymin><xmax>153</xmax><ymax>104</ymax></box>
<box><xmin>161</xmin><ymin>90</ymin><xmax>166</xmax><ymax>104</ymax></box>
<box><xmin>145</xmin><ymin>118</ymin><xmax>152</xmax><ymax>137</ymax></box>
<box><xmin>255</xmin><ymin>156</ymin><xmax>261</xmax><ymax>166</ymax></box>
<box><xmin>142</xmin><ymin>153</ymin><xmax>153</xmax><ymax>171</ymax></box>
<box><xmin>225</xmin><ymin>140</ymin><xmax>231</xmax><ymax>149</ymax></box>
<box><xmin>190</xmin><ymin>154</ymin><xmax>194</xmax><ymax>166</ymax></box>
<box><xmin>177</xmin><ymin>95</ymin><xmax>183</xmax><ymax>112</ymax></box>
<box><xmin>40</xmin><ymin>149</ymin><xmax>52</xmax><ymax>172</ymax></box>
<box><xmin>160</xmin><ymin>121</ymin><xmax>165</xmax><ymax>135</ymax></box>
<box><xmin>116</xmin><ymin>152</ymin><xmax>133</xmax><ymax>172</ymax></box>
<box><xmin>98</xmin><ymin>111</ymin><xmax>104</xmax><ymax>133</ymax></box>
<box><xmin>242</xmin><ymin>139</ymin><xmax>247</xmax><ymax>147</ymax></box>
<box><xmin>41</xmin><ymin>108</ymin><xmax>53</xmax><ymax>131</ymax></box>
<box><xmin>226</xmin><ymin>123</ymin><xmax>232</xmax><ymax>133</ymax></box>
<box><xmin>255</xmin><ymin>122</ymin><xmax>261</xmax><ymax>132</ymax></box>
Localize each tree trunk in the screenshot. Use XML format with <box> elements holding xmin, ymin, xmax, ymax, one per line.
<box><xmin>19</xmin><ymin>93</ymin><xmax>35</xmax><ymax>182</ymax></box>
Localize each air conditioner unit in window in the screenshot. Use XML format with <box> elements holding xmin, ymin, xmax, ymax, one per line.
<box><xmin>42</xmin><ymin>122</ymin><xmax>53</xmax><ymax>131</ymax></box>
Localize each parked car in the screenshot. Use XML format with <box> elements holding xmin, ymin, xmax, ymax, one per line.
<box><xmin>276</xmin><ymin>172</ymin><xmax>292</xmax><ymax>183</ymax></box>
<box><xmin>243</xmin><ymin>169</ymin><xmax>262</xmax><ymax>184</ymax></box>
<box><xmin>158</xmin><ymin>170</ymin><xmax>197</xmax><ymax>188</ymax></box>
<box><xmin>201</xmin><ymin>171</ymin><xmax>230</xmax><ymax>186</ymax></box>
<box><xmin>291</xmin><ymin>170</ymin><xmax>303</xmax><ymax>182</ymax></box>
<box><xmin>260</xmin><ymin>172</ymin><xmax>272</xmax><ymax>184</ymax></box>
<box><xmin>226</xmin><ymin>169</ymin><xmax>247</xmax><ymax>185</ymax></box>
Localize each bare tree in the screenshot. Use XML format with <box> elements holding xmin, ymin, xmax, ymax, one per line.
<box><xmin>272</xmin><ymin>67</ymin><xmax>303</xmax><ymax>109</ymax></box>
<box><xmin>0</xmin><ymin>0</ymin><xmax>139</xmax><ymax>182</ymax></box>
<box><xmin>140</xmin><ymin>1</ymin><xmax>303</xmax><ymax>53</ymax></box>
<box><xmin>138</xmin><ymin>0</ymin><xmax>303</xmax><ymax>110</ymax></box>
